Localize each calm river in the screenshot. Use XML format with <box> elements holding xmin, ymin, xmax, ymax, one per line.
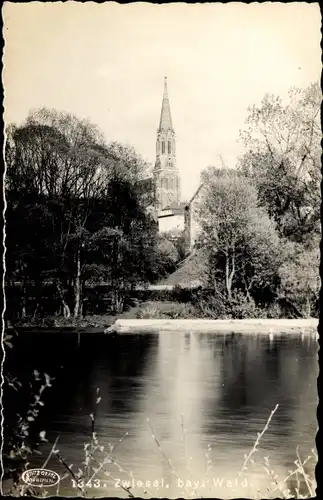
<box><xmin>4</xmin><ymin>329</ymin><xmax>318</xmax><ymax>498</ymax></box>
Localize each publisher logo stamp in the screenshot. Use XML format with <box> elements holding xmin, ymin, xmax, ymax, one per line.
<box><xmin>22</xmin><ymin>468</ymin><xmax>60</xmax><ymax>487</ymax></box>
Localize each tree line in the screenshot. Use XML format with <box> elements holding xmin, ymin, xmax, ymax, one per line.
<box><xmin>4</xmin><ymin>108</ymin><xmax>180</xmax><ymax>321</ymax></box>
<box><xmin>4</xmin><ymin>82</ymin><xmax>320</xmax><ymax>322</ymax></box>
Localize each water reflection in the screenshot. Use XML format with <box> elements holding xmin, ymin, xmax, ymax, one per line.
<box><xmin>4</xmin><ymin>330</ymin><xmax>318</xmax><ymax>498</ymax></box>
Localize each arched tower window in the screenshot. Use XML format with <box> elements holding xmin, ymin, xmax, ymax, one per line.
<box><xmin>168</xmin><ymin>140</ymin><xmax>171</xmax><ymax>154</ymax></box>
<box><xmin>162</xmin><ymin>141</ymin><xmax>165</xmax><ymax>154</ymax></box>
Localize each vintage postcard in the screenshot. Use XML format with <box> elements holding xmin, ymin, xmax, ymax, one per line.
<box><xmin>2</xmin><ymin>2</ymin><xmax>320</xmax><ymax>498</ymax></box>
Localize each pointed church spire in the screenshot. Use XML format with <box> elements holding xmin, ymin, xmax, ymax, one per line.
<box><xmin>158</xmin><ymin>77</ymin><xmax>173</xmax><ymax>131</ymax></box>
<box><xmin>154</xmin><ymin>77</ymin><xmax>180</xmax><ymax>211</ymax></box>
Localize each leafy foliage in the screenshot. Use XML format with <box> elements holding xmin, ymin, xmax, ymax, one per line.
<box><xmin>196</xmin><ymin>168</ymin><xmax>281</xmax><ymax>303</ymax></box>
<box><xmin>238</xmin><ymin>82</ymin><xmax>321</xmax><ymax>243</ymax></box>
<box><xmin>278</xmin><ymin>242</ymin><xmax>320</xmax><ymax>318</ymax></box>
<box><xmin>193</xmin><ymin>82</ymin><xmax>320</xmax><ymax>318</ymax></box>
<box><xmin>5</xmin><ymin>108</ymin><xmax>170</xmax><ymax>319</ymax></box>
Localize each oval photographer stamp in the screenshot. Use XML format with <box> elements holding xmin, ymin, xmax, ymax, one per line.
<box><xmin>22</xmin><ymin>468</ymin><xmax>60</xmax><ymax>487</ymax></box>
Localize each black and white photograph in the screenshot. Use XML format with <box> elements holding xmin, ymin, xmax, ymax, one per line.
<box><xmin>2</xmin><ymin>2</ymin><xmax>320</xmax><ymax>498</ymax></box>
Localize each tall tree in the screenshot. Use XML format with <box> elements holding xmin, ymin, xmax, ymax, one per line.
<box><xmin>197</xmin><ymin>168</ymin><xmax>281</xmax><ymax>302</ymax></box>
<box><xmin>239</xmin><ymin>82</ymin><xmax>321</xmax><ymax>243</ymax></box>
<box><xmin>87</xmin><ymin>171</ymin><xmax>159</xmax><ymax>313</ymax></box>
<box><xmin>5</xmin><ymin>109</ymin><xmax>110</xmax><ymax>317</ymax></box>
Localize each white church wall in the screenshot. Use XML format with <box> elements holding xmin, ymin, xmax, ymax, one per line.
<box><xmin>158</xmin><ymin>214</ymin><xmax>185</xmax><ymax>234</ymax></box>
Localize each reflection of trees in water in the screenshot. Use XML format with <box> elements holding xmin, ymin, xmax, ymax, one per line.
<box><xmin>28</xmin><ymin>333</ymin><xmax>159</xmax><ymax>474</ymax></box>
<box><xmin>70</xmin><ymin>333</ymin><xmax>159</xmax><ymax>418</ymax></box>
<box><xmin>200</xmin><ymin>334</ymin><xmax>317</xmax><ymax>441</ymax></box>
<box><xmin>9</xmin><ymin>333</ymin><xmax>159</xmax><ymax>438</ymax></box>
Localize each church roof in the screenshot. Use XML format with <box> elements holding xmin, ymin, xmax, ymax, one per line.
<box><xmin>158</xmin><ymin>77</ymin><xmax>173</xmax><ymax>132</ymax></box>
<box><xmin>157</xmin><ymin>248</ymin><xmax>206</xmax><ymax>288</ymax></box>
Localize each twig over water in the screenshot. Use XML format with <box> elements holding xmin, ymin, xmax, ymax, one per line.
<box><xmin>147</xmin><ymin>416</ymin><xmax>193</xmax><ymax>498</ymax></box>
<box><xmin>239</xmin><ymin>404</ymin><xmax>279</xmax><ymax>476</ymax></box>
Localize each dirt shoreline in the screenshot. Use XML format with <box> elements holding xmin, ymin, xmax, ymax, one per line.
<box><xmin>111</xmin><ymin>318</ymin><xmax>319</xmax><ymax>335</ymax></box>
<box><xmin>7</xmin><ymin>317</ymin><xmax>318</xmax><ymax>336</ymax></box>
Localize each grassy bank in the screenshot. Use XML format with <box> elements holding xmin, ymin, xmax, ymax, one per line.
<box><xmin>7</xmin><ymin>314</ymin><xmax>117</xmax><ymax>330</ymax></box>
<box><xmin>133</xmin><ymin>300</ymin><xmax>318</xmax><ymax>322</ymax></box>
<box><xmin>9</xmin><ymin>298</ymin><xmax>318</xmax><ymax>332</ymax></box>
<box><xmin>8</xmin><ymin>300</ymin><xmax>194</xmax><ymax>330</ymax></box>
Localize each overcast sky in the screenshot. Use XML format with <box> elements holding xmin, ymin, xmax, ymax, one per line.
<box><xmin>3</xmin><ymin>2</ymin><xmax>321</xmax><ymax>200</ymax></box>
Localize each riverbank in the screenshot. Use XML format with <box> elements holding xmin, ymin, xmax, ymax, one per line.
<box><xmin>6</xmin><ymin>314</ymin><xmax>117</xmax><ymax>333</ymax></box>
<box><xmin>8</xmin><ymin>316</ymin><xmax>318</xmax><ymax>337</ymax></box>
<box><xmin>7</xmin><ymin>301</ymin><xmax>319</xmax><ymax>336</ymax></box>
<box><xmin>6</xmin><ymin>300</ymin><xmax>182</xmax><ymax>331</ymax></box>
<box><xmin>109</xmin><ymin>318</ymin><xmax>319</xmax><ymax>335</ymax></box>
<box><xmin>6</xmin><ymin>300</ymin><xmax>153</xmax><ymax>331</ymax></box>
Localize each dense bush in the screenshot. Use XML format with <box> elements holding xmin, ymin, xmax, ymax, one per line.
<box><xmin>136</xmin><ymin>301</ymin><xmax>199</xmax><ymax>319</ymax></box>
<box><xmin>226</xmin><ymin>291</ymin><xmax>261</xmax><ymax>319</ymax></box>
<box><xmin>134</xmin><ymin>294</ymin><xmax>286</xmax><ymax>320</ymax></box>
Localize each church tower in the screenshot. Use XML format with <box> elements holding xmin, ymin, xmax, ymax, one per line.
<box><xmin>153</xmin><ymin>77</ymin><xmax>181</xmax><ymax>212</ymax></box>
